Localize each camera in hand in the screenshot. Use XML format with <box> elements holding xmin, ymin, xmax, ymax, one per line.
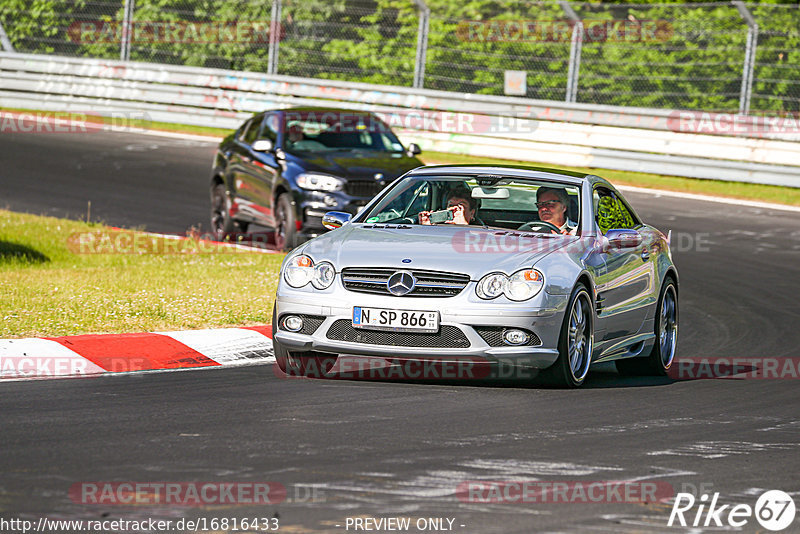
<box><xmin>428</xmin><ymin>209</ymin><xmax>454</xmax><ymax>224</ymax></box>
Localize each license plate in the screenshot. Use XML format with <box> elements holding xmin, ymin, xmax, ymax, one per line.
<box><xmin>352</xmin><ymin>306</ymin><xmax>439</xmax><ymax>333</ymax></box>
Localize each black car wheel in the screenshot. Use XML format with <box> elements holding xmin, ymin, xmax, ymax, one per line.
<box><xmin>543</xmin><ymin>284</ymin><xmax>594</xmax><ymax>388</ymax></box>
<box><xmin>210</xmin><ymin>183</ymin><xmax>243</xmax><ymax>241</ymax></box>
<box><xmin>274</xmin><ymin>193</ymin><xmax>297</xmax><ymax>251</ymax></box>
<box><xmin>616</xmin><ymin>278</ymin><xmax>678</xmax><ymax>377</ymax></box>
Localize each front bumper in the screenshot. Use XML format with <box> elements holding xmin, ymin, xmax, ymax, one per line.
<box><xmin>274</xmin><ymin>286</ymin><xmax>567</xmax><ymax>370</ymax></box>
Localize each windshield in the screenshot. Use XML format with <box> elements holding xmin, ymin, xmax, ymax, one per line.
<box><xmin>284</xmin><ymin>111</ymin><xmax>405</xmax><ymax>153</ymax></box>
<box><xmin>357</xmin><ymin>176</ymin><xmax>581</xmax><ymax>234</ymax></box>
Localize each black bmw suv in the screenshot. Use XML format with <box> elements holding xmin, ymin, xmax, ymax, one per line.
<box><xmin>210</xmin><ymin>107</ymin><xmax>423</xmax><ymax>250</ymax></box>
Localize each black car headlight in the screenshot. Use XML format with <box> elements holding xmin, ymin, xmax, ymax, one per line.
<box><xmin>284</xmin><ymin>255</ymin><xmax>335</xmax><ymax>289</ymax></box>
<box><xmin>296</xmin><ymin>172</ymin><xmax>344</xmax><ymax>192</ymax></box>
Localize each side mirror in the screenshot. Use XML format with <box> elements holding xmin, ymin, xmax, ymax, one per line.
<box><xmin>605</xmin><ymin>229</ymin><xmax>642</xmax><ymax>250</ymax></box>
<box><xmin>322</xmin><ymin>211</ymin><xmax>352</xmax><ymax>230</ymax></box>
<box><xmin>252</xmin><ymin>139</ymin><xmax>273</xmax><ymax>152</ymax></box>
<box><xmin>407</xmin><ymin>143</ymin><xmax>422</xmax><ymax>156</ymax></box>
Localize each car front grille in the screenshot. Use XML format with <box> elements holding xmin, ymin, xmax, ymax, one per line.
<box><xmin>473</xmin><ymin>326</ymin><xmax>541</xmax><ymax>347</ymax></box>
<box><xmin>345</xmin><ymin>180</ymin><xmax>384</xmax><ymax>198</ymax></box>
<box><xmin>326</xmin><ymin>320</ymin><xmax>470</xmax><ymax>348</ymax></box>
<box><xmin>341</xmin><ymin>268</ymin><xmax>470</xmax><ymax>297</ymax></box>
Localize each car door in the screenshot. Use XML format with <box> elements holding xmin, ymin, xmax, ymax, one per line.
<box><xmin>232</xmin><ymin>114</ymin><xmax>281</xmax><ymax>227</ymax></box>
<box><xmin>239</xmin><ymin>113</ymin><xmax>281</xmax><ymax>228</ymax></box>
<box><xmin>226</xmin><ymin>115</ymin><xmax>264</xmax><ymax>226</ymax></box>
<box><xmin>593</xmin><ymin>187</ymin><xmax>656</xmax><ymax>340</ymax></box>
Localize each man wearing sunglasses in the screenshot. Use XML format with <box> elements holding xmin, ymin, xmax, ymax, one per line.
<box><xmin>536</xmin><ymin>186</ymin><xmax>577</xmax><ymax>235</ymax></box>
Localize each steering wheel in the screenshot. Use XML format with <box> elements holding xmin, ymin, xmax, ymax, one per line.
<box><xmin>517</xmin><ymin>220</ymin><xmax>562</xmax><ymax>234</ymax></box>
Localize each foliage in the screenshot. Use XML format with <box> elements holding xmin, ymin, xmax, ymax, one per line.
<box><xmin>0</xmin><ymin>0</ymin><xmax>797</xmax><ymax>113</ymax></box>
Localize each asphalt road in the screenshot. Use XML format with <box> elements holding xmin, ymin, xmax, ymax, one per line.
<box><xmin>2</xmin><ymin>130</ymin><xmax>800</xmax><ymax>533</ymax></box>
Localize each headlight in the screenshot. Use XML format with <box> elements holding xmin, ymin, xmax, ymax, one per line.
<box><xmin>284</xmin><ymin>255</ymin><xmax>315</xmax><ymax>287</ymax></box>
<box><xmin>476</xmin><ymin>273</ymin><xmax>507</xmax><ymax>300</ymax></box>
<box><xmin>506</xmin><ymin>269</ymin><xmax>544</xmax><ymax>301</ymax></box>
<box><xmin>284</xmin><ymin>256</ymin><xmax>336</xmax><ymax>289</ymax></box>
<box><xmin>296</xmin><ymin>173</ymin><xmax>344</xmax><ymax>192</ymax></box>
<box><xmin>312</xmin><ymin>262</ymin><xmax>335</xmax><ymax>289</ymax></box>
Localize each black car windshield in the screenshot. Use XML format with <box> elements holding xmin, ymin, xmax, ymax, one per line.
<box><xmin>284</xmin><ymin>111</ymin><xmax>405</xmax><ymax>153</ymax></box>
<box><xmin>357</xmin><ymin>176</ymin><xmax>581</xmax><ymax>234</ymax></box>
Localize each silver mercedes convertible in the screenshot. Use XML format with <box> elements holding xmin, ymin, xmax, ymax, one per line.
<box><xmin>272</xmin><ymin>165</ymin><xmax>678</xmax><ymax>387</ymax></box>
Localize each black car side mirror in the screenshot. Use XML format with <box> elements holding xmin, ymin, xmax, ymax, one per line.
<box><xmin>407</xmin><ymin>143</ymin><xmax>422</xmax><ymax>156</ymax></box>
<box><xmin>252</xmin><ymin>139</ymin><xmax>273</xmax><ymax>152</ymax></box>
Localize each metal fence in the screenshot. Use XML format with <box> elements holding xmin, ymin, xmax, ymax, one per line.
<box><xmin>0</xmin><ymin>0</ymin><xmax>798</xmax><ymax>116</ymax></box>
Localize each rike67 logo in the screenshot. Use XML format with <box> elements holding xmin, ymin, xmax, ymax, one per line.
<box><xmin>668</xmin><ymin>490</ymin><xmax>796</xmax><ymax>531</ymax></box>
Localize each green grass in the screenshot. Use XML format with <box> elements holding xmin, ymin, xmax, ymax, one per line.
<box><xmin>0</xmin><ymin>210</ymin><xmax>284</xmax><ymax>338</ymax></box>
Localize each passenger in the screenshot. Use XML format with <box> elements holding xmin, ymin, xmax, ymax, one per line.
<box><xmin>536</xmin><ymin>186</ymin><xmax>577</xmax><ymax>235</ymax></box>
<box><xmin>419</xmin><ymin>186</ymin><xmax>479</xmax><ymax>226</ymax></box>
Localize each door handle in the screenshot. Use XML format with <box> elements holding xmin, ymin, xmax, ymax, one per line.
<box><xmin>641</xmin><ymin>248</ymin><xmax>651</xmax><ymax>261</ymax></box>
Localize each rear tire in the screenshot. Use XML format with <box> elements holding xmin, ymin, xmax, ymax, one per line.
<box><xmin>210</xmin><ymin>183</ymin><xmax>244</xmax><ymax>241</ymax></box>
<box><xmin>542</xmin><ymin>284</ymin><xmax>594</xmax><ymax>388</ymax></box>
<box><xmin>616</xmin><ymin>278</ymin><xmax>678</xmax><ymax>376</ymax></box>
<box><xmin>274</xmin><ymin>193</ymin><xmax>297</xmax><ymax>251</ymax></box>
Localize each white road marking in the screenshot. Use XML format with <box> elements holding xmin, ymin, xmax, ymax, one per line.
<box><xmin>157</xmin><ymin>328</ymin><xmax>275</xmax><ymax>366</ymax></box>
<box><xmin>0</xmin><ymin>338</ymin><xmax>105</xmax><ymax>379</ymax></box>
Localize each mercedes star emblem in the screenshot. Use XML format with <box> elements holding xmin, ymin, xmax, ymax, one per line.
<box><xmin>387</xmin><ymin>270</ymin><xmax>416</xmax><ymax>296</ymax></box>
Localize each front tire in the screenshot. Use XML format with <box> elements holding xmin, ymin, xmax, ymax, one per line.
<box><xmin>616</xmin><ymin>278</ymin><xmax>678</xmax><ymax>376</ymax></box>
<box><xmin>543</xmin><ymin>284</ymin><xmax>594</xmax><ymax>388</ymax></box>
<box><xmin>272</xmin><ymin>304</ymin><xmax>288</xmax><ymax>375</ymax></box>
<box><xmin>274</xmin><ymin>193</ymin><xmax>297</xmax><ymax>251</ymax></box>
<box><xmin>271</xmin><ymin>304</ymin><xmax>335</xmax><ymax>378</ymax></box>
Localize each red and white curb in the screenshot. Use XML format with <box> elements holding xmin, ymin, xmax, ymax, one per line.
<box><xmin>0</xmin><ymin>326</ymin><xmax>275</xmax><ymax>381</ymax></box>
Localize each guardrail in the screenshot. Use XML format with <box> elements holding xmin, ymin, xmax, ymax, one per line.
<box><xmin>1</xmin><ymin>53</ymin><xmax>798</xmax><ymax>187</ymax></box>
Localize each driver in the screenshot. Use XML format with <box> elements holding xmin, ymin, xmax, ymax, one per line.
<box><xmin>536</xmin><ymin>186</ymin><xmax>577</xmax><ymax>235</ymax></box>
<box><xmin>419</xmin><ymin>186</ymin><xmax>479</xmax><ymax>226</ymax></box>
<box><xmin>286</xmin><ymin>123</ymin><xmax>304</xmax><ymax>145</ymax></box>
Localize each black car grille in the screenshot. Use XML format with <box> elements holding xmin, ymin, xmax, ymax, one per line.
<box><xmin>341</xmin><ymin>268</ymin><xmax>470</xmax><ymax>297</ymax></box>
<box><xmin>326</xmin><ymin>320</ymin><xmax>470</xmax><ymax>348</ymax></box>
<box><xmin>278</xmin><ymin>314</ymin><xmax>326</xmax><ymax>335</ymax></box>
<box><xmin>473</xmin><ymin>326</ymin><xmax>541</xmax><ymax>347</ymax></box>
<box><xmin>345</xmin><ymin>180</ymin><xmax>384</xmax><ymax>198</ymax></box>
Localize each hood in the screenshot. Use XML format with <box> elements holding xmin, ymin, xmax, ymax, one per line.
<box><xmin>296</xmin><ymin>151</ymin><xmax>422</xmax><ymax>179</ymax></box>
<box><xmin>300</xmin><ymin>224</ymin><xmax>579</xmax><ymax>279</ymax></box>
